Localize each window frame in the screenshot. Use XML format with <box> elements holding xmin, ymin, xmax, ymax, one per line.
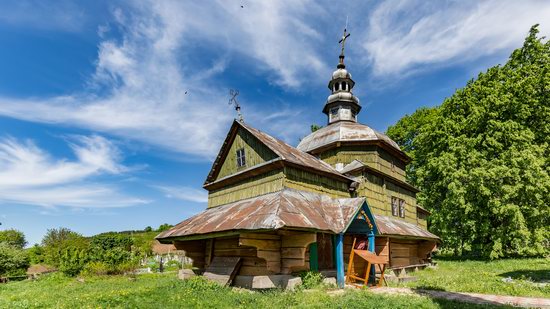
<box><xmin>236</xmin><ymin>148</ymin><xmax>246</xmax><ymax>168</ymax></box>
<box><xmin>399</xmin><ymin>199</ymin><xmax>405</xmax><ymax>218</ymax></box>
<box><xmin>391</xmin><ymin>197</ymin><xmax>398</xmax><ymax>216</ymax></box>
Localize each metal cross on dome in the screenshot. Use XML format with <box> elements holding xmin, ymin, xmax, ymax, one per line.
<box><xmin>339</xmin><ymin>28</ymin><xmax>350</xmax><ymax>57</ymax></box>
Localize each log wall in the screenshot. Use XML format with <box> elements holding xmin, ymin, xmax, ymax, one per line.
<box><xmin>174</xmin><ymin>240</ymin><xmax>206</xmax><ymax>269</ymax></box>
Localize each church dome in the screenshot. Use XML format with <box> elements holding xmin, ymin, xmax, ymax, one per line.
<box><xmin>332</xmin><ymin>68</ymin><xmax>351</xmax><ymax>80</ymax></box>
<box><xmin>297</xmin><ymin>121</ymin><xmax>402</xmax><ymax>154</ymax></box>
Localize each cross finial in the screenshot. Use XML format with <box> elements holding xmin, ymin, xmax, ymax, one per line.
<box><xmin>339</xmin><ymin>28</ymin><xmax>350</xmax><ymax>57</ymax></box>
<box><xmin>337</xmin><ymin>28</ymin><xmax>350</xmax><ymax>69</ymax></box>
<box><xmin>229</xmin><ymin>89</ymin><xmax>243</xmax><ymax>122</ymax></box>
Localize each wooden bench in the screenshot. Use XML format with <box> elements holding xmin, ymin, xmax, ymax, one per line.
<box><xmin>346</xmin><ymin>238</ymin><xmax>388</xmax><ymax>287</ymax></box>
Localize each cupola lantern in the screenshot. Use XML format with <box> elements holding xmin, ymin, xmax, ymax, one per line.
<box><xmin>323</xmin><ymin>28</ymin><xmax>361</xmax><ymax>124</ymax></box>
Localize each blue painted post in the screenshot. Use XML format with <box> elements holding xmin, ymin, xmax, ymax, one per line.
<box><xmin>336</xmin><ymin>233</ymin><xmax>345</xmax><ymax>288</ymax></box>
<box><xmin>368</xmin><ymin>230</ymin><xmax>376</xmax><ymax>283</ymax></box>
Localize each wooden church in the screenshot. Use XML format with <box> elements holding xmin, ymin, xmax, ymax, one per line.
<box><xmin>157</xmin><ymin>31</ymin><xmax>439</xmax><ymax>288</ymax></box>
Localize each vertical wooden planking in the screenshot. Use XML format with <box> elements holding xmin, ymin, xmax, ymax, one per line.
<box><xmin>215</xmin><ymin>127</ymin><xmax>278</xmax><ymax>181</ymax></box>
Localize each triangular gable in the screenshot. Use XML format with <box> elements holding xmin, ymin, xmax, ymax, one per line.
<box><xmin>344</xmin><ymin>201</ymin><xmax>379</xmax><ymax>235</ymax></box>
<box><xmin>205</xmin><ymin>120</ymin><xmax>352</xmax><ymax>186</ymax></box>
<box><xmin>205</xmin><ymin>120</ymin><xmax>278</xmax><ymax>184</ymax></box>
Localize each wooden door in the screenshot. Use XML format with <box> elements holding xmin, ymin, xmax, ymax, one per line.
<box><xmin>317</xmin><ymin>233</ymin><xmax>334</xmax><ymax>270</ymax></box>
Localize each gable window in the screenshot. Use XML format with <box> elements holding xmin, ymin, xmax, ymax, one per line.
<box><xmin>391</xmin><ymin>197</ymin><xmax>398</xmax><ymax>216</ymax></box>
<box><xmin>399</xmin><ymin>199</ymin><xmax>405</xmax><ymax>218</ymax></box>
<box><xmin>236</xmin><ymin>148</ymin><xmax>246</xmax><ymax>168</ymax></box>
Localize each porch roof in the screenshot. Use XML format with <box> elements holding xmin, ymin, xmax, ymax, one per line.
<box><xmin>374</xmin><ymin>214</ymin><xmax>440</xmax><ymax>240</ymax></box>
<box><xmin>156</xmin><ymin>188</ymin><xmax>365</xmax><ymax>243</ymax></box>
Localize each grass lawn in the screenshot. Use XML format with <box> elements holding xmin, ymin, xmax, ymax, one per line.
<box><xmin>0</xmin><ymin>273</ymin><xmax>500</xmax><ymax>309</ymax></box>
<box><xmin>391</xmin><ymin>258</ymin><xmax>550</xmax><ymax>298</ymax></box>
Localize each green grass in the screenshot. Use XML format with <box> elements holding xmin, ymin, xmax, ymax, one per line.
<box><xmin>0</xmin><ymin>273</ymin><xmax>499</xmax><ymax>309</ymax></box>
<box><xmin>391</xmin><ymin>258</ymin><xmax>550</xmax><ymax>298</ymax></box>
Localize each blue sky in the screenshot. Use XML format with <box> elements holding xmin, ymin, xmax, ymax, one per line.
<box><xmin>1</xmin><ymin>0</ymin><xmax>549</xmax><ymax>245</ymax></box>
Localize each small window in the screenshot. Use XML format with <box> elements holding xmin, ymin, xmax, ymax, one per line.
<box><xmin>330</xmin><ymin>107</ymin><xmax>338</xmax><ymax>116</ymax></box>
<box><xmin>236</xmin><ymin>148</ymin><xmax>246</xmax><ymax>168</ymax></box>
<box><xmin>399</xmin><ymin>199</ymin><xmax>405</xmax><ymax>218</ymax></box>
<box><xmin>391</xmin><ymin>197</ymin><xmax>398</xmax><ymax>216</ymax></box>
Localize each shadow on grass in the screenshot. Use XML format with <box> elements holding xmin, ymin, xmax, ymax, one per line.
<box><xmin>499</xmin><ymin>270</ymin><xmax>550</xmax><ymax>282</ymax></box>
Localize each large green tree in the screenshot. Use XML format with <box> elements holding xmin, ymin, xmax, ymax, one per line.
<box><xmin>387</xmin><ymin>25</ymin><xmax>550</xmax><ymax>259</ymax></box>
<box><xmin>0</xmin><ymin>229</ymin><xmax>27</xmax><ymax>249</ymax></box>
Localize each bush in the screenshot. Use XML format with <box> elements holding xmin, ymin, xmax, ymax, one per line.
<box><xmin>59</xmin><ymin>247</ymin><xmax>89</xmax><ymax>276</ymax></box>
<box><xmin>165</xmin><ymin>260</ymin><xmax>181</xmax><ymax>269</ymax></box>
<box><xmin>41</xmin><ymin>228</ymin><xmax>88</xmax><ymax>267</ymax></box>
<box><xmin>81</xmin><ymin>261</ymin><xmax>109</xmax><ymax>276</ymax></box>
<box><xmin>0</xmin><ymin>243</ymin><xmax>30</xmax><ymax>277</ymax></box>
<box><xmin>298</xmin><ymin>271</ymin><xmax>324</xmax><ymax>289</ymax></box>
<box><xmin>91</xmin><ymin>233</ymin><xmax>133</xmax><ymax>251</ymax></box>
<box><xmin>27</xmin><ymin>244</ymin><xmax>45</xmax><ymax>264</ymax></box>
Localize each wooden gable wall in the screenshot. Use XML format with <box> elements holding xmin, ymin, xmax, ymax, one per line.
<box><xmin>317</xmin><ymin>145</ymin><xmax>406</xmax><ymax>182</ymax></box>
<box><xmin>283</xmin><ymin>166</ymin><xmax>350</xmax><ymax>198</ymax></box>
<box><xmin>358</xmin><ymin>172</ymin><xmax>417</xmax><ymax>224</ymax></box>
<box><xmin>215</xmin><ymin>127</ymin><xmax>278</xmax><ymax>181</ymax></box>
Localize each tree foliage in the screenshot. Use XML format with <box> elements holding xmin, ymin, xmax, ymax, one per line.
<box><xmin>0</xmin><ymin>243</ymin><xmax>29</xmax><ymax>277</ymax></box>
<box><xmin>0</xmin><ymin>229</ymin><xmax>27</xmax><ymax>249</ymax></box>
<box><xmin>41</xmin><ymin>228</ymin><xmax>88</xmax><ymax>267</ymax></box>
<box><xmin>387</xmin><ymin>25</ymin><xmax>550</xmax><ymax>259</ymax></box>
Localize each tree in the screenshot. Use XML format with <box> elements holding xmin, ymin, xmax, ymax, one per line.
<box><xmin>41</xmin><ymin>228</ymin><xmax>88</xmax><ymax>267</ymax></box>
<box><xmin>0</xmin><ymin>229</ymin><xmax>27</xmax><ymax>249</ymax></box>
<box><xmin>386</xmin><ymin>25</ymin><xmax>550</xmax><ymax>259</ymax></box>
<box><xmin>27</xmin><ymin>244</ymin><xmax>45</xmax><ymax>264</ymax></box>
<box><xmin>144</xmin><ymin>226</ymin><xmax>153</xmax><ymax>232</ymax></box>
<box><xmin>157</xmin><ymin>224</ymin><xmax>172</xmax><ymax>232</ymax></box>
<box><xmin>0</xmin><ymin>243</ymin><xmax>30</xmax><ymax>277</ymax></box>
<box><xmin>310</xmin><ymin>124</ymin><xmax>323</xmax><ymax>133</ymax></box>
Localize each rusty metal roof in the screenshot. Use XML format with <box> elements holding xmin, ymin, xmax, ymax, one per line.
<box><xmin>156</xmin><ymin>188</ymin><xmax>439</xmax><ymax>242</ymax></box>
<box><xmin>205</xmin><ymin>121</ymin><xmax>351</xmax><ymax>185</ymax></box>
<box><xmin>374</xmin><ymin>215</ymin><xmax>440</xmax><ymax>240</ymax></box>
<box><xmin>156</xmin><ymin>189</ymin><xmax>365</xmax><ymax>241</ymax></box>
<box><xmin>240</xmin><ymin>122</ymin><xmax>349</xmax><ymax>180</ymax></box>
<box><xmin>297</xmin><ymin>121</ymin><xmax>402</xmax><ymax>154</ymax></box>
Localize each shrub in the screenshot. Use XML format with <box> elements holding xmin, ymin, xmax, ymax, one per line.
<box><xmin>299</xmin><ymin>271</ymin><xmax>324</xmax><ymax>289</ymax></box>
<box><xmin>41</xmin><ymin>228</ymin><xmax>88</xmax><ymax>267</ymax></box>
<box><xmin>0</xmin><ymin>243</ymin><xmax>30</xmax><ymax>277</ymax></box>
<box><xmin>59</xmin><ymin>247</ymin><xmax>89</xmax><ymax>276</ymax></box>
<box><xmin>91</xmin><ymin>233</ymin><xmax>133</xmax><ymax>251</ymax></box>
<box><xmin>165</xmin><ymin>260</ymin><xmax>181</xmax><ymax>269</ymax></box>
<box><xmin>81</xmin><ymin>261</ymin><xmax>109</xmax><ymax>276</ymax></box>
<box><xmin>27</xmin><ymin>244</ymin><xmax>45</xmax><ymax>264</ymax></box>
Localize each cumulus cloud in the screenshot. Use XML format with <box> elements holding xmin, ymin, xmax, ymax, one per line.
<box><xmin>363</xmin><ymin>0</ymin><xmax>550</xmax><ymax>76</ymax></box>
<box><xmin>154</xmin><ymin>185</ymin><xmax>208</xmax><ymax>203</ymax></box>
<box><xmin>0</xmin><ymin>135</ymin><xmax>147</xmax><ymax>208</ymax></box>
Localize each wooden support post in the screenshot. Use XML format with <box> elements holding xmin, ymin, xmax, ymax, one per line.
<box><xmin>368</xmin><ymin>230</ymin><xmax>375</xmax><ymax>284</ymax></box>
<box><xmin>309</xmin><ymin>242</ymin><xmax>318</xmax><ymax>271</ymax></box>
<box><xmin>336</xmin><ymin>233</ymin><xmax>345</xmax><ymax>288</ymax></box>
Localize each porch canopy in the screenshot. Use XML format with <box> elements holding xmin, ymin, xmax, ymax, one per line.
<box><xmin>156</xmin><ymin>188</ymin><xmax>369</xmax><ymax>243</ymax></box>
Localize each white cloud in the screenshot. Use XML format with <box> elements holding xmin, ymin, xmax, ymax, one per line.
<box><xmin>154</xmin><ymin>185</ymin><xmax>208</xmax><ymax>203</ymax></box>
<box><xmin>0</xmin><ymin>135</ymin><xmax>147</xmax><ymax>208</ymax></box>
<box><xmin>0</xmin><ymin>0</ymin><xmax>323</xmax><ymax>159</ymax></box>
<box><xmin>363</xmin><ymin>0</ymin><xmax>550</xmax><ymax>76</ymax></box>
